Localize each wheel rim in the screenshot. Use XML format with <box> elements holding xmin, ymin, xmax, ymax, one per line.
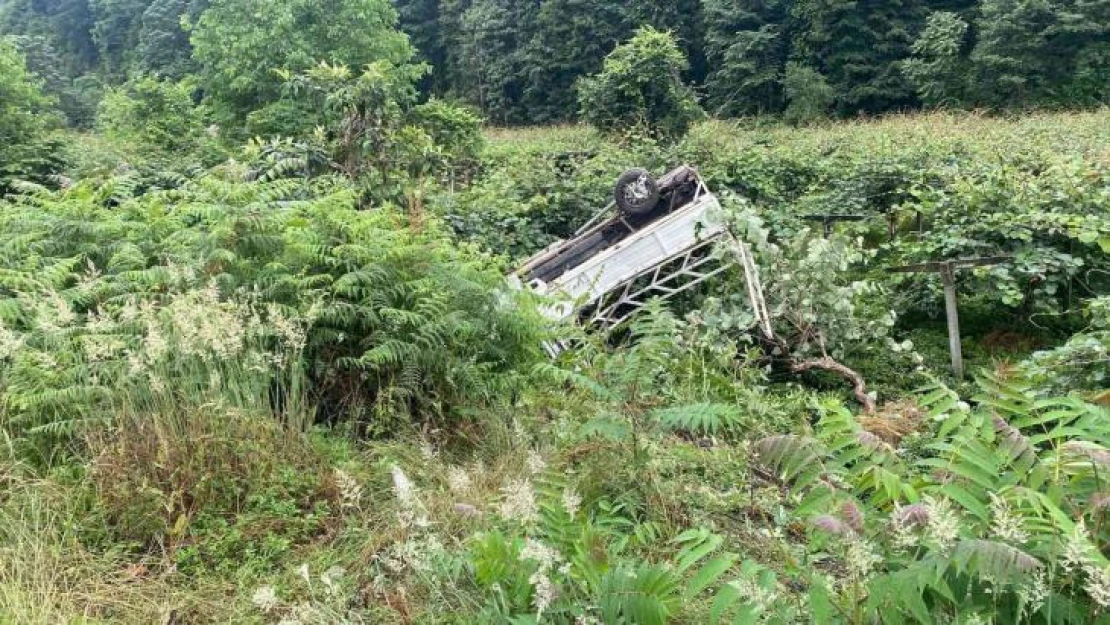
<box><xmin>622</xmin><ymin>174</ymin><xmax>651</xmax><ymax>206</ymax></box>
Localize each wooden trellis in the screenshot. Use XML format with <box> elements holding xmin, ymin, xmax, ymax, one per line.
<box><xmin>888</xmin><ymin>256</ymin><xmax>1012</xmax><ymax>379</ymax></box>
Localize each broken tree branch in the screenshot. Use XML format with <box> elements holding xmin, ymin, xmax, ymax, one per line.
<box><xmin>792</xmin><ymin>356</ymin><xmax>876</xmax><ymax>414</ymax></box>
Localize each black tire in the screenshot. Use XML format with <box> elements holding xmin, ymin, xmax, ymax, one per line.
<box><xmin>615</xmin><ymin>168</ymin><xmax>659</xmax><ymax>215</ymax></box>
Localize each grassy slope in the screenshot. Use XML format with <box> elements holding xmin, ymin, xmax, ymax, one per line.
<box><xmin>1</xmin><ymin>110</ymin><xmax>1108</xmax><ymax>624</ymax></box>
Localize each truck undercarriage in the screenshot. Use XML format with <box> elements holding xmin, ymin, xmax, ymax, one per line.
<box><xmin>514</xmin><ymin>166</ymin><xmax>732</xmax><ymax>330</ymax></box>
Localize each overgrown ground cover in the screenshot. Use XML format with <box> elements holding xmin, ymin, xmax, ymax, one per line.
<box><xmin>0</xmin><ymin>110</ymin><xmax>1108</xmax><ymax>625</ymax></box>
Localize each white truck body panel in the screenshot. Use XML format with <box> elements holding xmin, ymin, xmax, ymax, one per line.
<box><xmin>530</xmin><ymin>192</ymin><xmax>725</xmax><ymax>320</ymax></box>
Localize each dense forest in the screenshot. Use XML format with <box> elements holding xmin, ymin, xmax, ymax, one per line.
<box><xmin>1</xmin><ymin>0</ymin><xmax>1108</xmax><ymax>129</ymax></box>
<box><xmin>1</xmin><ymin>0</ymin><xmax>1110</xmax><ymax>623</ymax></box>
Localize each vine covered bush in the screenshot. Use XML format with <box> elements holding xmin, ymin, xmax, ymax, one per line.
<box><xmin>577</xmin><ymin>27</ymin><xmax>705</xmax><ymax>139</ymax></box>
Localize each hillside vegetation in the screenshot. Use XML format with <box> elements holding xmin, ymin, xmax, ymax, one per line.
<box><xmin>2</xmin><ymin>0</ymin><xmax>1108</xmax><ymax>127</ymax></box>
<box><xmin>0</xmin><ymin>109</ymin><xmax>1107</xmax><ymax>623</ymax></box>
<box><xmin>0</xmin><ymin>0</ymin><xmax>1109</xmax><ymax>622</ymax></box>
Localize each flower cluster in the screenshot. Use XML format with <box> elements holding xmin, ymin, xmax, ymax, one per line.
<box><xmin>526</xmin><ymin>449</ymin><xmax>547</xmax><ymax>476</ymax></box>
<box><xmin>890</xmin><ymin>502</ymin><xmax>929</xmax><ymax>550</ymax></box>
<box><xmin>267</xmin><ymin>303</ymin><xmax>308</xmax><ymax>355</ymax></box>
<box><xmin>251</xmin><ymin>564</ymin><xmax>352</xmax><ymax>625</ymax></box>
<box><xmin>888</xmin><ymin>497</ymin><xmax>960</xmax><ymax>553</ymax></box>
<box><xmin>562</xmin><ymin>487</ymin><xmax>582</xmax><ymax>518</ymax></box>
<box><xmin>988</xmin><ymin>493</ymin><xmax>1028</xmax><ymax>545</ymax></box>
<box><xmin>845</xmin><ymin>540</ymin><xmax>882</xmax><ymax>579</ymax></box>
<box><xmin>392</xmin><ymin>465</ymin><xmax>429</xmax><ymax>529</ymax></box>
<box><xmin>1061</xmin><ymin>521</ymin><xmax>1110</xmax><ymax>608</ymax></box>
<box><xmin>521</xmin><ymin>538</ymin><xmax>565</xmax><ymax>617</ymax></box>
<box><xmin>499</xmin><ymin>478</ymin><xmax>538</xmax><ymax>525</ymax></box>
<box><xmin>377</xmin><ymin>534</ymin><xmax>446</xmax><ymax>575</ymax></box>
<box><xmin>334</xmin><ymin>469</ymin><xmax>363</xmax><ymax>511</ymax></box>
<box><xmin>251</xmin><ymin>585</ymin><xmax>280</xmax><ymax>612</ymax></box>
<box><xmin>1019</xmin><ymin>568</ymin><xmax>1049</xmax><ymax>617</ymax></box>
<box><xmin>0</xmin><ymin>319</ymin><xmax>22</xmax><ymax>360</ymax></box>
<box><xmin>447</xmin><ymin>466</ymin><xmax>472</xmax><ymax>495</ymax></box>
<box><xmin>923</xmin><ymin>496</ymin><xmax>959</xmax><ymax>552</ymax></box>
<box><xmin>729</xmin><ymin>573</ymin><xmax>779</xmax><ymax>613</ymax></box>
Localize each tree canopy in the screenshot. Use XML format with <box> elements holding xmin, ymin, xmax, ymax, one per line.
<box><xmin>577</xmin><ymin>27</ymin><xmax>704</xmax><ymax>137</ymax></box>
<box><xmin>190</xmin><ymin>0</ymin><xmax>413</xmax><ymax>136</ymax></box>
<box><xmin>0</xmin><ymin>0</ymin><xmax>1106</xmax><ymax>127</ymax></box>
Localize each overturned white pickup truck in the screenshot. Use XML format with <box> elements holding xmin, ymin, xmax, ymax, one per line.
<box><xmin>513</xmin><ymin>166</ymin><xmax>733</xmax><ymax>332</ymax></box>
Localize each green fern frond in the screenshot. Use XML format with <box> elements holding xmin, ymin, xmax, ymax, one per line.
<box><xmin>651</xmin><ymin>402</ymin><xmax>742</xmax><ymax>436</ymax></box>
<box><xmin>597</xmin><ymin>564</ymin><xmax>682</xmax><ymax>625</ymax></box>
<box><xmin>753</xmin><ymin>434</ymin><xmax>831</xmax><ymax>490</ymax></box>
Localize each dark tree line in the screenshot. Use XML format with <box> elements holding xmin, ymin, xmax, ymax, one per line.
<box><xmin>2</xmin><ymin>0</ymin><xmax>1107</xmax><ymax>128</ymax></box>
<box><xmin>394</xmin><ymin>0</ymin><xmax>1107</xmax><ymax>122</ymax></box>
<box><xmin>0</xmin><ymin>0</ymin><xmax>206</xmax><ymax>125</ymax></box>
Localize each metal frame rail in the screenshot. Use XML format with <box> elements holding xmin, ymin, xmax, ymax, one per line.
<box><xmin>584</xmin><ymin>234</ymin><xmax>729</xmax><ymax>329</ymax></box>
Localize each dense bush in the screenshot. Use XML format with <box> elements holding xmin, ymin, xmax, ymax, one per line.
<box><xmin>272</xmin><ymin>61</ymin><xmax>485</xmax><ymax>206</ymax></box>
<box><xmin>96</xmin><ymin>76</ymin><xmax>208</xmax><ymax>156</ymax></box>
<box><xmin>190</xmin><ymin>0</ymin><xmax>413</xmax><ymax>136</ymax></box>
<box><xmin>0</xmin><ymin>38</ymin><xmax>62</xmax><ymax>192</ymax></box>
<box><xmin>0</xmin><ymin>172</ymin><xmax>543</xmax><ymax>460</ymax></box>
<box><xmin>577</xmin><ymin>27</ymin><xmax>704</xmax><ymax>139</ymax></box>
<box><xmin>1021</xmin><ymin>295</ymin><xmax>1110</xmax><ymax>396</ymax></box>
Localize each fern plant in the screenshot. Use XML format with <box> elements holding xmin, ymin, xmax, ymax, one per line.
<box><xmin>0</xmin><ymin>171</ymin><xmax>547</xmax><ymax>462</ymax></box>
<box><xmin>751</xmin><ymin>371</ymin><xmax>1110</xmax><ymax>623</ymax></box>
<box><xmin>470</xmin><ymin>475</ymin><xmax>793</xmax><ymax>624</ymax></box>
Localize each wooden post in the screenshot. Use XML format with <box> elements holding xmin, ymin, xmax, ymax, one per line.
<box><xmin>888</xmin><ymin>256</ymin><xmax>1011</xmax><ymax>381</ymax></box>
<box><xmin>939</xmin><ymin>262</ymin><xmax>964</xmax><ymax>379</ymax></box>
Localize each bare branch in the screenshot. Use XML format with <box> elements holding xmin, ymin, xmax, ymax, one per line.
<box><xmin>792</xmin><ymin>356</ymin><xmax>876</xmax><ymax>414</ymax></box>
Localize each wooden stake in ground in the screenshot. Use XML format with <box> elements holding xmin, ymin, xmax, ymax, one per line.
<box><xmin>888</xmin><ymin>256</ymin><xmax>1011</xmax><ymax>379</ymax></box>
<box><xmin>731</xmin><ymin>236</ymin><xmax>774</xmax><ymax>342</ymax></box>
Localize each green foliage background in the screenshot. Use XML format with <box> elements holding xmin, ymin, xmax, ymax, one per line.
<box><xmin>0</xmin><ymin>0</ymin><xmax>1108</xmax><ymax>623</ymax></box>
<box><xmin>2</xmin><ymin>0</ymin><xmax>1109</xmax><ymax>130</ymax></box>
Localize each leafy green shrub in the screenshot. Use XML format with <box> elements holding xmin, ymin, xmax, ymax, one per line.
<box><xmin>190</xmin><ymin>0</ymin><xmax>414</xmax><ymax>137</ymax></box>
<box><xmin>0</xmin><ymin>172</ymin><xmax>545</xmax><ymax>462</ymax></box>
<box><xmin>1020</xmin><ymin>296</ymin><xmax>1109</xmax><ymax>396</ymax></box>
<box><xmin>256</xmin><ymin>62</ymin><xmax>485</xmax><ymax>207</ymax></box>
<box><xmin>96</xmin><ymin>76</ymin><xmax>208</xmax><ymax>157</ymax></box>
<box><xmin>0</xmin><ymin>38</ymin><xmax>63</xmax><ymax>192</ymax></box>
<box><xmin>902</xmin><ymin>12</ymin><xmax>972</xmax><ymax>107</ymax></box>
<box><xmin>173</xmin><ymin>467</ymin><xmax>332</xmax><ymax>578</ymax></box>
<box><xmin>409</xmin><ymin>98</ymin><xmax>485</xmax><ymax>176</ymax></box>
<box><xmin>782</xmin><ymin>63</ymin><xmax>834</xmax><ymax>126</ymax></box>
<box><xmin>577</xmin><ymin>27</ymin><xmax>704</xmax><ymax>139</ymax></box>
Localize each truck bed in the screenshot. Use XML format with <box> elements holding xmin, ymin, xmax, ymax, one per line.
<box><xmin>521</xmin><ymin>180</ymin><xmax>725</xmax><ymax>322</ymax></box>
